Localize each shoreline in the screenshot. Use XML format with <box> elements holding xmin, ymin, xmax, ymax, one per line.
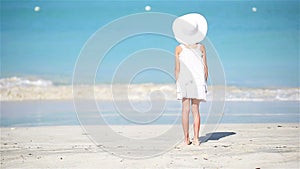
<box><xmin>1</xmin><ymin>123</ymin><xmax>299</xmax><ymax>168</ymax></box>
<box><xmin>2</xmin><ymin>100</ymin><xmax>299</xmax><ymax>127</ymax></box>
<box><xmin>1</xmin><ymin>122</ymin><xmax>300</xmax><ymax>128</ymax></box>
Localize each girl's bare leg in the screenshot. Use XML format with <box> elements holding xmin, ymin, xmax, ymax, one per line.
<box><xmin>182</xmin><ymin>98</ymin><xmax>191</xmax><ymax>145</ymax></box>
<box><xmin>191</xmin><ymin>99</ymin><xmax>200</xmax><ymax>145</ymax></box>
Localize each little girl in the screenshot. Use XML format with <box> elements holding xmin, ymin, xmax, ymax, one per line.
<box><xmin>173</xmin><ymin>13</ymin><xmax>208</xmax><ymax>145</ymax></box>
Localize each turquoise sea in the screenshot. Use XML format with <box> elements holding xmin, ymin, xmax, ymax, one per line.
<box><xmin>1</xmin><ymin>0</ymin><xmax>299</xmax><ymax>127</ymax></box>
<box><xmin>1</xmin><ymin>0</ymin><xmax>299</xmax><ymax>87</ymax></box>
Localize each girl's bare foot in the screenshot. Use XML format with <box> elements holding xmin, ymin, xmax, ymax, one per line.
<box><xmin>193</xmin><ymin>138</ymin><xmax>200</xmax><ymax>146</ymax></box>
<box><xmin>185</xmin><ymin>139</ymin><xmax>192</xmax><ymax>145</ymax></box>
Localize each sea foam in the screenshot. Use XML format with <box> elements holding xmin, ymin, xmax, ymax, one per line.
<box><xmin>0</xmin><ymin>77</ymin><xmax>299</xmax><ymax>101</ymax></box>
<box><xmin>0</xmin><ymin>77</ymin><xmax>53</xmax><ymax>89</ymax></box>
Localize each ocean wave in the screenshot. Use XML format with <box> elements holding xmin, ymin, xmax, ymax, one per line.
<box><xmin>225</xmin><ymin>86</ymin><xmax>299</xmax><ymax>101</ymax></box>
<box><xmin>0</xmin><ymin>77</ymin><xmax>53</xmax><ymax>89</ymax></box>
<box><xmin>0</xmin><ymin>77</ymin><xmax>299</xmax><ymax>101</ymax></box>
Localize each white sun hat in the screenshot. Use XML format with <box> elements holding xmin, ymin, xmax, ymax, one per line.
<box><xmin>172</xmin><ymin>13</ymin><xmax>208</xmax><ymax>45</ymax></box>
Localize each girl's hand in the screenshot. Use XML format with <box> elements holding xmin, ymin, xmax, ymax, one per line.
<box><xmin>205</xmin><ymin>68</ymin><xmax>208</xmax><ymax>81</ymax></box>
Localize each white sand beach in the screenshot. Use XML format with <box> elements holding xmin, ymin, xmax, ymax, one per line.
<box><xmin>1</xmin><ymin>123</ymin><xmax>299</xmax><ymax>169</ymax></box>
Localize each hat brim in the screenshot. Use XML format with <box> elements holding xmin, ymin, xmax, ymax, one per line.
<box><xmin>172</xmin><ymin>13</ymin><xmax>208</xmax><ymax>45</ymax></box>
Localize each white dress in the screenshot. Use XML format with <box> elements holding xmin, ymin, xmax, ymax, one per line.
<box><xmin>176</xmin><ymin>44</ymin><xmax>207</xmax><ymax>101</ymax></box>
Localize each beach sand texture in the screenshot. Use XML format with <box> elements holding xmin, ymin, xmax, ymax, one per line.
<box><xmin>1</xmin><ymin>123</ymin><xmax>299</xmax><ymax>169</ymax></box>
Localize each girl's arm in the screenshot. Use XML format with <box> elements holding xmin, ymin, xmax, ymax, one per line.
<box><xmin>175</xmin><ymin>45</ymin><xmax>182</xmax><ymax>81</ymax></box>
<box><xmin>201</xmin><ymin>45</ymin><xmax>208</xmax><ymax>81</ymax></box>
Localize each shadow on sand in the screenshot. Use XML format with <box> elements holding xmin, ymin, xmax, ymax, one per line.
<box><xmin>200</xmin><ymin>132</ymin><xmax>236</xmax><ymax>143</ymax></box>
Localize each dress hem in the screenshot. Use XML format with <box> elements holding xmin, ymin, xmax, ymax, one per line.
<box><xmin>176</xmin><ymin>97</ymin><xmax>207</xmax><ymax>102</ymax></box>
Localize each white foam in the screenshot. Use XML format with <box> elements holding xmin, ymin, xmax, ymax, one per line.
<box><xmin>0</xmin><ymin>77</ymin><xmax>299</xmax><ymax>101</ymax></box>
<box><xmin>225</xmin><ymin>86</ymin><xmax>299</xmax><ymax>101</ymax></box>
<box><xmin>81</xmin><ymin>84</ymin><xmax>300</xmax><ymax>101</ymax></box>
<box><xmin>0</xmin><ymin>77</ymin><xmax>53</xmax><ymax>89</ymax></box>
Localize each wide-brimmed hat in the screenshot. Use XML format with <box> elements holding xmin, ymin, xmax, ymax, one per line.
<box><xmin>172</xmin><ymin>13</ymin><xmax>208</xmax><ymax>45</ymax></box>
